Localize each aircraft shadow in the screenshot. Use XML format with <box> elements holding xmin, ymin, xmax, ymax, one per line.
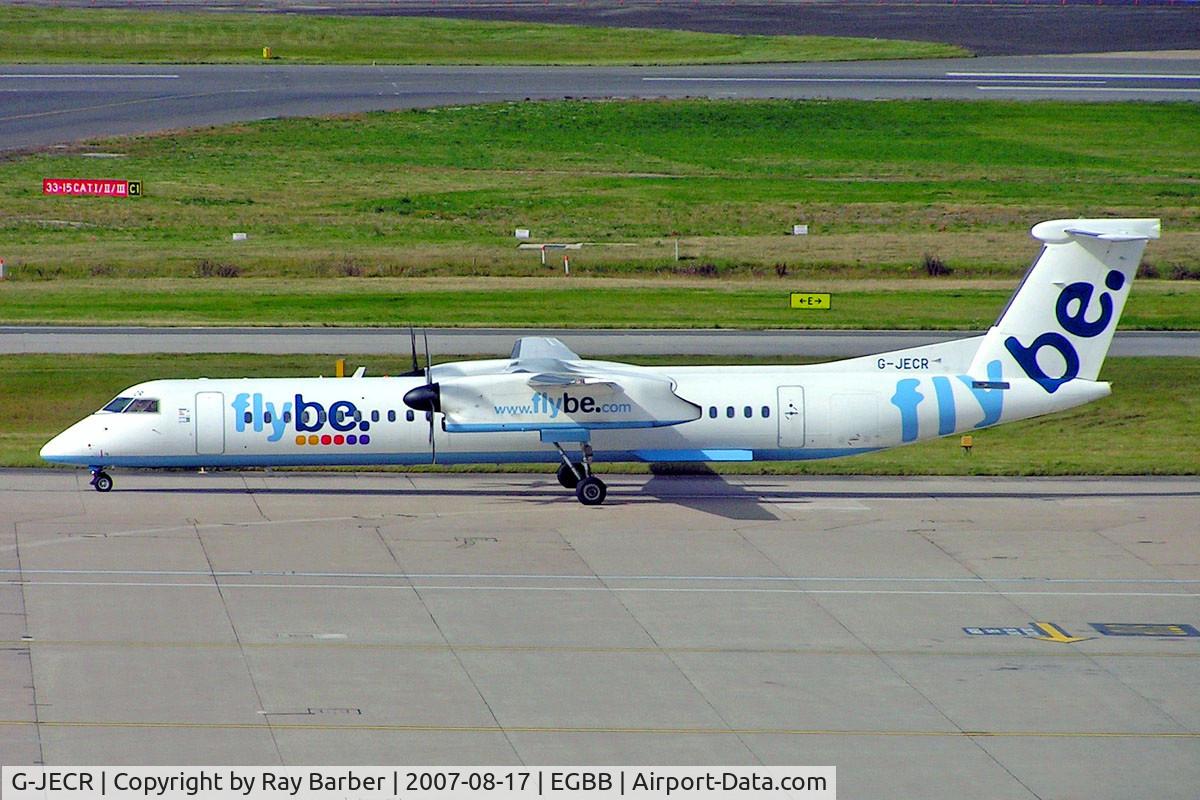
<box><xmin>638</xmin><ymin>467</ymin><xmax>779</xmax><ymax>521</ymax></box>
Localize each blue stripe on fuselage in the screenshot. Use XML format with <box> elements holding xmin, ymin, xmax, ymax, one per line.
<box><xmin>43</xmin><ymin>446</ymin><xmax>882</xmax><ymax>469</ymax></box>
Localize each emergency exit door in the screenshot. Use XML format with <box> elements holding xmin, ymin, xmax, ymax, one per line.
<box><xmin>777</xmin><ymin>386</ymin><xmax>805</xmax><ymax>447</ymax></box>
<box><xmin>195</xmin><ymin>392</ymin><xmax>225</xmax><ymax>455</ymax></box>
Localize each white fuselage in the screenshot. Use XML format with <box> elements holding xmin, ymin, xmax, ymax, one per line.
<box><xmin>40</xmin><ymin>341</ymin><xmax>1108</xmax><ymax>470</ymax></box>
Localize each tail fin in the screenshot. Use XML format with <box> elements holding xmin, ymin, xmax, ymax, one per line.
<box><xmin>968</xmin><ymin>218</ymin><xmax>1159</xmax><ymax>392</ymax></box>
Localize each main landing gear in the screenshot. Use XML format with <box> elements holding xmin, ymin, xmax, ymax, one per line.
<box><xmin>556</xmin><ymin>462</ymin><xmax>581</xmax><ymax>489</ymax></box>
<box><xmin>553</xmin><ymin>443</ymin><xmax>607</xmax><ymax>506</ymax></box>
<box><xmin>89</xmin><ymin>468</ymin><xmax>113</xmax><ymax>493</ymax></box>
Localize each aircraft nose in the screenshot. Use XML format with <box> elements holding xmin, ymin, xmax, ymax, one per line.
<box><xmin>40</xmin><ymin>424</ymin><xmax>92</xmax><ymax>464</ymax></box>
<box><xmin>40</xmin><ymin>431</ymin><xmax>71</xmax><ymax>460</ymax></box>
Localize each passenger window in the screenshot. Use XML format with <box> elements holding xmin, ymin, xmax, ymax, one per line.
<box><xmin>387</xmin><ymin>410</ymin><xmax>396</xmax><ymax>423</ymax></box>
<box><xmin>102</xmin><ymin>397</ymin><xmax>133</xmax><ymax>413</ymax></box>
<box><xmin>243</xmin><ymin>411</ymin><xmax>253</xmax><ymax>424</ymax></box>
<box><xmin>264</xmin><ymin>411</ymin><xmax>272</xmax><ymax>424</ymax></box>
<box><xmin>744</xmin><ymin>406</ymin><xmax>752</xmax><ymax>418</ymax></box>
<box><xmin>762</xmin><ymin>406</ymin><xmax>770</xmax><ymax>418</ymax></box>
<box><xmin>371</xmin><ymin>410</ymin><xmax>380</xmax><ymax>423</ymax></box>
<box><xmin>125</xmin><ymin>398</ymin><xmax>159</xmax><ymax>413</ymax></box>
<box><xmin>283</xmin><ymin>411</ymin><xmax>292</xmax><ymax>423</ymax></box>
<box><xmin>354</xmin><ymin>410</ymin><xmax>362</xmax><ymax>422</ymax></box>
<box><xmin>406</xmin><ymin>410</ymin><xmax>415</xmax><ymax>422</ymax></box>
<box><xmin>708</xmin><ymin>407</ymin><xmax>717</xmax><ymax>419</ymax></box>
<box><xmin>334</xmin><ymin>409</ymin><xmax>345</xmax><ymax>423</ymax></box>
<box><xmin>726</xmin><ymin>406</ymin><xmax>734</xmax><ymax>419</ymax></box>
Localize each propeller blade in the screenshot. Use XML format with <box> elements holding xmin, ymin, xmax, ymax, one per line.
<box><xmin>409</xmin><ymin>326</ymin><xmax>419</xmax><ymax>373</ymax></box>
<box><xmin>423</xmin><ymin>331</ymin><xmax>434</xmax><ymax>381</ymax></box>
<box><xmin>423</xmin><ymin>329</ymin><xmax>436</xmax><ymax>462</ymax></box>
<box><xmin>398</xmin><ymin>325</ymin><xmax>424</xmax><ymax>377</ymax></box>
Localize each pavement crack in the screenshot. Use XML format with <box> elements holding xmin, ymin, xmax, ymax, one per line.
<box><xmin>372</xmin><ymin>524</ymin><xmax>525</xmax><ymax>765</ymax></box>
<box><xmin>194</xmin><ymin>522</ymin><xmax>284</xmax><ymax>764</ymax></box>
<box><xmin>242</xmin><ymin>477</ymin><xmax>270</xmax><ymax>521</ymax></box>
<box><xmin>11</xmin><ymin>520</ymin><xmax>45</xmax><ymax>765</ymax></box>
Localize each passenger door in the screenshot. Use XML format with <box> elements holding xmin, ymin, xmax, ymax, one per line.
<box><xmin>195</xmin><ymin>392</ymin><xmax>225</xmax><ymax>455</ymax></box>
<box><xmin>776</xmin><ymin>386</ymin><xmax>805</xmax><ymax>448</ymax></box>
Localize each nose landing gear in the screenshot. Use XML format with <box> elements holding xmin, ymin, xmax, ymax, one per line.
<box><xmin>552</xmin><ymin>442</ymin><xmax>607</xmax><ymax>505</ymax></box>
<box><xmin>89</xmin><ymin>468</ymin><xmax>113</xmax><ymax>493</ymax></box>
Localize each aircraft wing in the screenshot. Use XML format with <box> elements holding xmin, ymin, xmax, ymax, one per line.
<box><xmin>509</xmin><ymin>336</ymin><xmax>581</xmax><ymax>362</ymax></box>
<box><xmin>526</xmin><ymin>373</ymin><xmax>619</xmax><ymax>389</ymax></box>
<box><xmin>509</xmin><ymin>336</ymin><xmax>624</xmax><ymax>390</ymax></box>
<box><xmin>407</xmin><ymin>338</ymin><xmax>701</xmax><ymax>433</ymax></box>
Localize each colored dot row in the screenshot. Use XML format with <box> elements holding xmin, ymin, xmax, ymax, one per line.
<box><xmin>295</xmin><ymin>434</ymin><xmax>371</xmax><ymax>446</ymax></box>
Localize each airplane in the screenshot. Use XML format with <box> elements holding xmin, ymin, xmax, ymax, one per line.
<box><xmin>41</xmin><ymin>217</ymin><xmax>1159</xmax><ymax>505</ymax></box>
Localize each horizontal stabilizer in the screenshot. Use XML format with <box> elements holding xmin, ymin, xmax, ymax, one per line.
<box><xmin>1031</xmin><ymin>218</ymin><xmax>1160</xmax><ymax>244</ymax></box>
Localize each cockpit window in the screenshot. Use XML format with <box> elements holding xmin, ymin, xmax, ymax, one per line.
<box><xmin>125</xmin><ymin>398</ymin><xmax>159</xmax><ymax>413</ymax></box>
<box><xmin>102</xmin><ymin>397</ymin><xmax>134</xmax><ymax>413</ymax></box>
<box><xmin>102</xmin><ymin>397</ymin><xmax>159</xmax><ymax>413</ymax></box>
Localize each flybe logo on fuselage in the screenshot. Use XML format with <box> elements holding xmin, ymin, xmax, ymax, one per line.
<box><xmin>493</xmin><ymin>392</ymin><xmax>634</xmax><ymax>418</ymax></box>
<box><xmin>231</xmin><ymin>393</ymin><xmax>371</xmax><ymax>445</ymax></box>
<box><xmin>1004</xmin><ymin>269</ymin><xmax>1125</xmax><ymax>394</ymax></box>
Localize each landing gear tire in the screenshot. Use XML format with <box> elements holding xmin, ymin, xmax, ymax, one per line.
<box><xmin>556</xmin><ymin>463</ymin><xmax>581</xmax><ymax>489</ymax></box>
<box><xmin>92</xmin><ymin>472</ymin><xmax>113</xmax><ymax>493</ymax></box>
<box><xmin>575</xmin><ymin>476</ymin><xmax>607</xmax><ymax>506</ymax></box>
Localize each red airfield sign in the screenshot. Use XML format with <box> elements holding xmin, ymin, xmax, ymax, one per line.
<box><xmin>43</xmin><ymin>179</ymin><xmax>141</xmax><ymax>197</ymax></box>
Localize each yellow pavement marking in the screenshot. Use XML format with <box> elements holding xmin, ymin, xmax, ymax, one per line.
<box><xmin>1032</xmin><ymin>622</ymin><xmax>1091</xmax><ymax>644</ymax></box>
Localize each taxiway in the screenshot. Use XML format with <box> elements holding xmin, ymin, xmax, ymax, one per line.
<box><xmin>1</xmin><ymin>326</ymin><xmax>1196</xmax><ymax>358</ymax></box>
<box><xmin>1</xmin><ymin>470</ymin><xmax>1196</xmax><ymax>797</ymax></box>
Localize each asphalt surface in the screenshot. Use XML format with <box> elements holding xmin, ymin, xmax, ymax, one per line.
<box><xmin>23</xmin><ymin>0</ymin><xmax>1200</xmax><ymax>57</ymax></box>
<box><xmin>3</xmin><ymin>470</ymin><xmax>1197</xmax><ymax>795</ymax></box>
<box><xmin>4</xmin><ymin>54</ymin><xmax>1200</xmax><ymax>152</ymax></box>
<box><xmin>1</xmin><ymin>326</ymin><xmax>1196</xmax><ymax>358</ymax></box>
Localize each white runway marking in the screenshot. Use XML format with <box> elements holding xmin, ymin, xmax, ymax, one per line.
<box><xmin>947</xmin><ymin>71</ymin><xmax>1200</xmax><ymax>80</ymax></box>
<box><xmin>0</xmin><ymin>90</ymin><xmax>241</xmax><ymax>123</ymax></box>
<box><xmin>978</xmin><ymin>86</ymin><xmax>1200</xmax><ymax>94</ymax></box>
<box><xmin>3</xmin><ymin>568</ymin><xmax>1198</xmax><ymax>585</ymax></box>
<box><xmin>8</xmin><ymin>580</ymin><xmax>1198</xmax><ymax>598</ymax></box>
<box><xmin>644</xmin><ymin>77</ymin><xmax>985</xmax><ymax>84</ymax></box>
<box><xmin>0</xmin><ymin>74</ymin><xmax>180</xmax><ymax>79</ymax></box>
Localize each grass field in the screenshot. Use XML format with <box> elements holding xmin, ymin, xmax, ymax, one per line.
<box><xmin>3</xmin><ymin>354</ymin><xmax>1194</xmax><ymax>474</ymax></box>
<box><xmin>2</xmin><ymin>277</ymin><xmax>1197</xmax><ymax>329</ymax></box>
<box><xmin>4</xmin><ymin>100</ymin><xmax>1198</xmax><ymax>290</ymax></box>
<box><xmin>0</xmin><ymin>7</ymin><xmax>965</xmax><ymax>65</ymax></box>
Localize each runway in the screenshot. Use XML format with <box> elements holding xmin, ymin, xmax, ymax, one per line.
<box><xmin>0</xmin><ymin>326</ymin><xmax>1195</xmax><ymax>358</ymax></box>
<box><xmin>4</xmin><ymin>54</ymin><xmax>1199</xmax><ymax>152</ymax></box>
<box><xmin>25</xmin><ymin>0</ymin><xmax>1200</xmax><ymax>57</ymax></box>
<box><xmin>1</xmin><ymin>471</ymin><xmax>1197</xmax><ymax>795</ymax></box>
